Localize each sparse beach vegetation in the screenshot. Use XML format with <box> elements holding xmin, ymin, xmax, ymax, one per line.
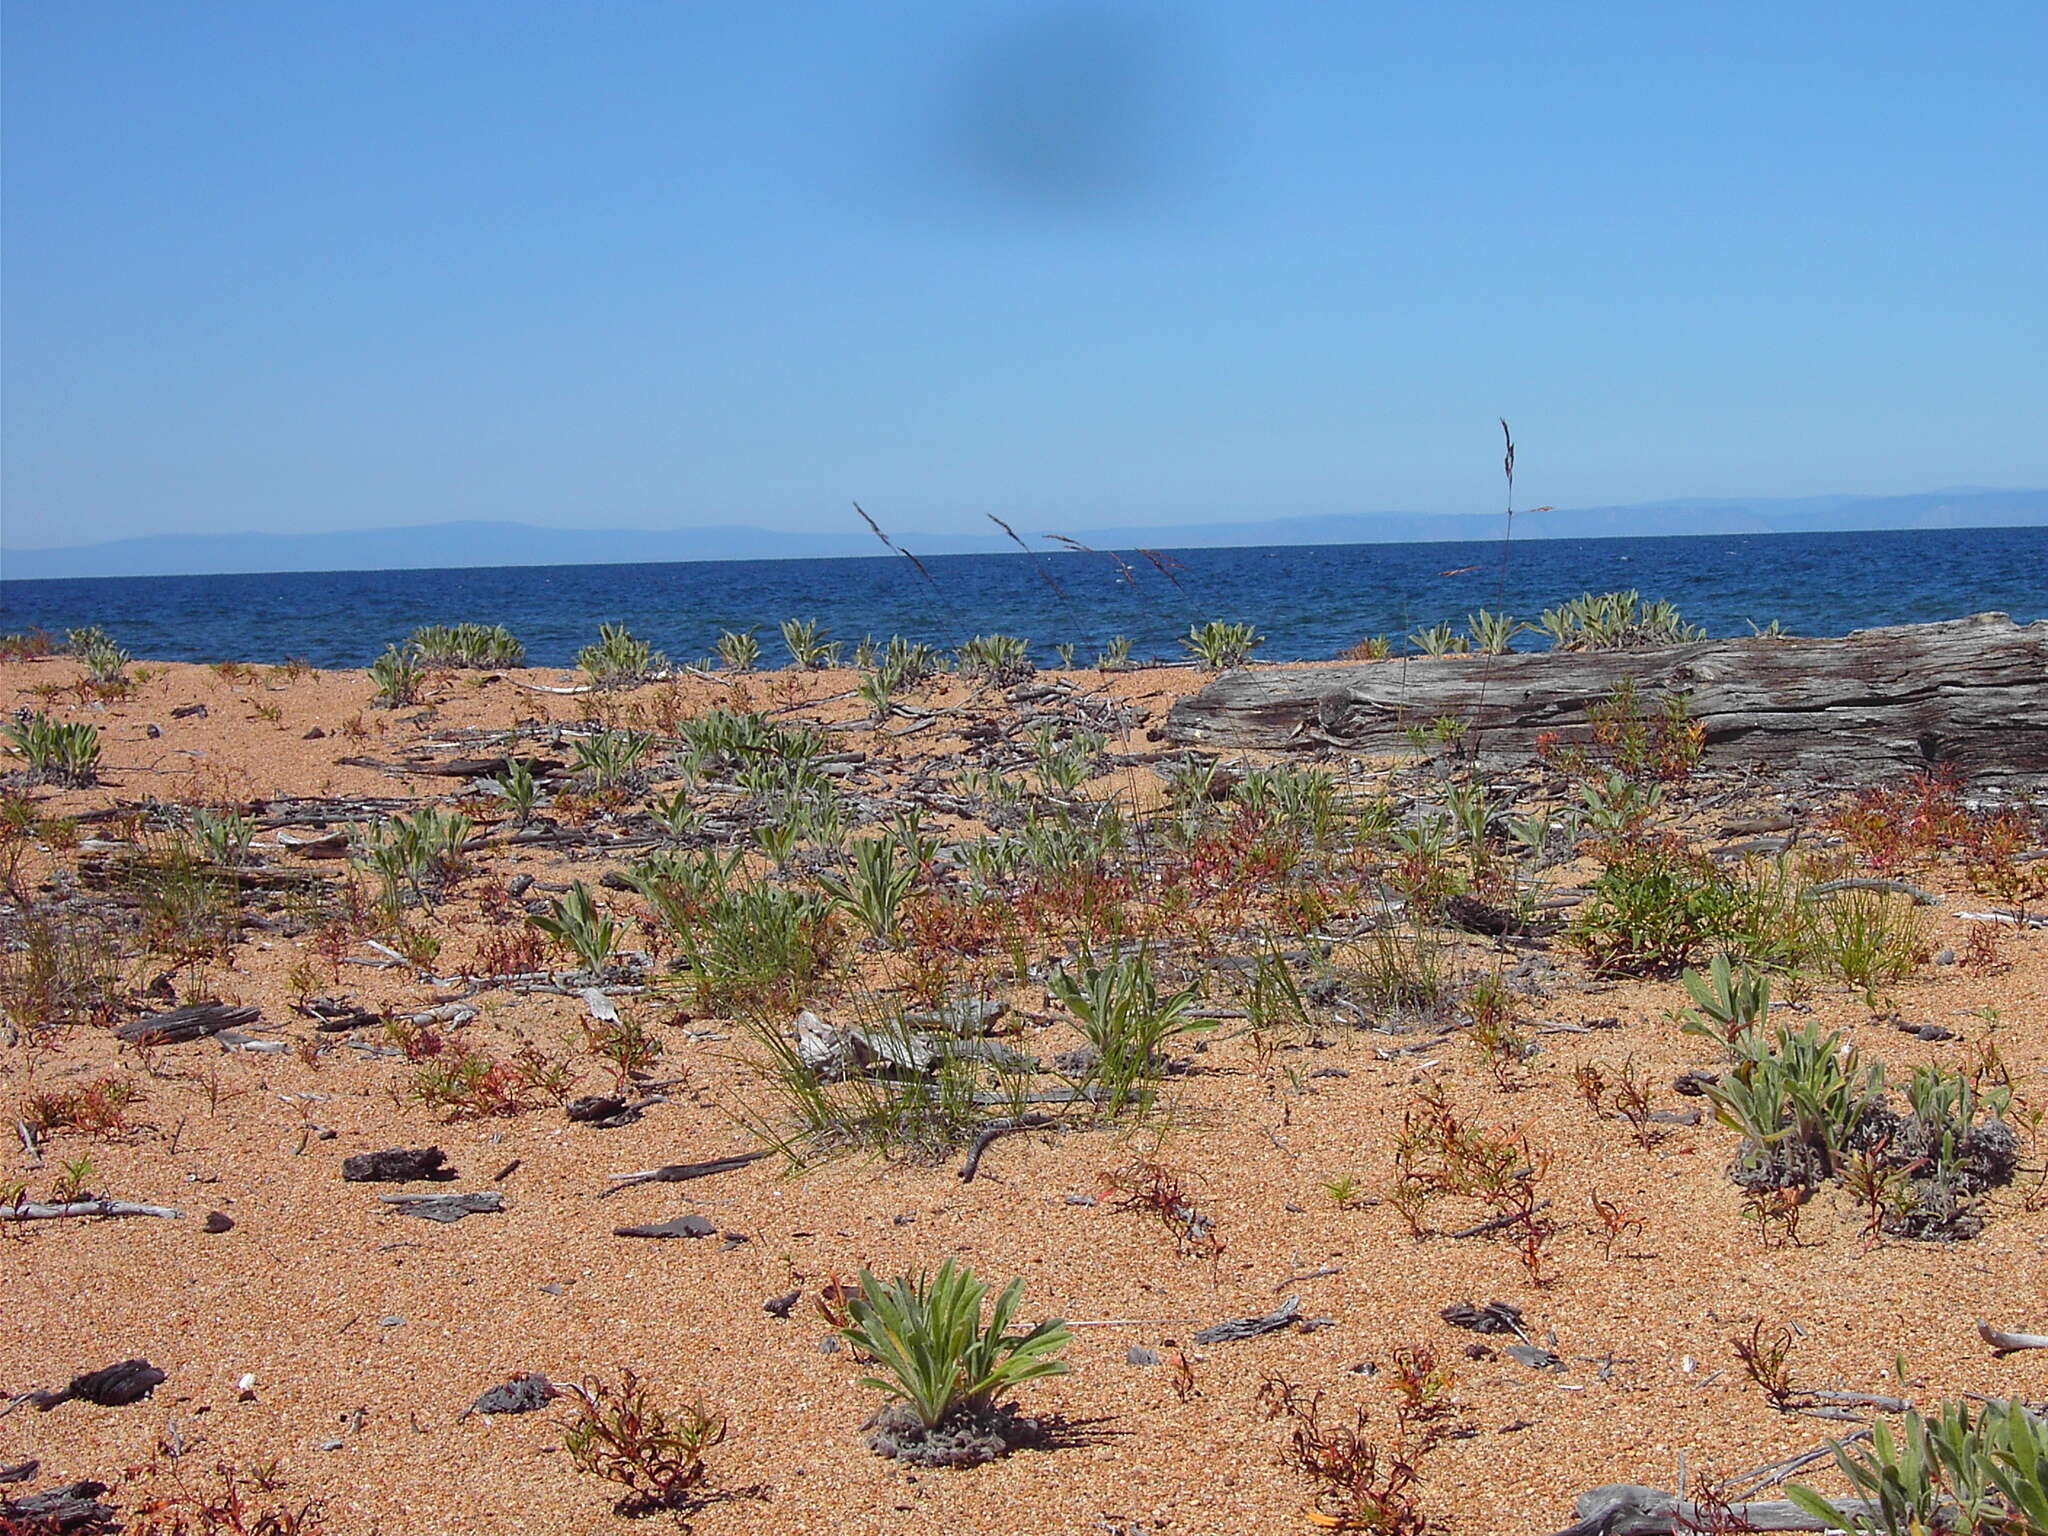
<box><xmin>1</xmin><ymin>617</ymin><xmax>2043</xmax><ymax>1534</ymax></box>
<box><xmin>407</xmin><ymin>622</ymin><xmax>526</xmax><ymax>669</ymax></box>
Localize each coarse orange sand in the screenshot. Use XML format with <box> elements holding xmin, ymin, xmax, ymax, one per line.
<box><xmin>2</xmin><ymin>656</ymin><xmax>2043</xmax><ymax>1535</ymax></box>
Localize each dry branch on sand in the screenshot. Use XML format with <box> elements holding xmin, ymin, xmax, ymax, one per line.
<box><xmin>1977</xmin><ymin>1318</ymin><xmax>2048</xmax><ymax>1353</ymax></box>
<box><xmin>0</xmin><ymin>1200</ymin><xmax>183</xmax><ymax>1222</ymax></box>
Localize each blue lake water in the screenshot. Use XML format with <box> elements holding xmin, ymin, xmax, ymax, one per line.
<box><xmin>2</xmin><ymin>526</ymin><xmax>2042</xmax><ymax>668</ymax></box>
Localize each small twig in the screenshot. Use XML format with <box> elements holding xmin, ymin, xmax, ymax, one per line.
<box><xmin>1730</xmin><ymin>1428</ymin><xmax>1871</xmax><ymax>1499</ymax></box>
<box><xmin>600</xmin><ymin>1149</ymin><xmax>772</xmax><ymax>1196</ymax></box>
<box><xmin>15</xmin><ymin>1121</ymin><xmax>41</xmax><ymax>1169</ymax></box>
<box><xmin>1800</xmin><ymin>1389</ymin><xmax>1911</xmax><ymax>1411</ymax></box>
<box><xmin>958</xmin><ymin>1113</ymin><xmax>1056</xmax><ymax>1182</ymax></box>
<box><xmin>1956</xmin><ymin>909</ymin><xmax>2048</xmax><ymax>928</ymax></box>
<box><xmin>0</xmin><ymin>1200</ymin><xmax>184</xmax><ymax>1222</ymax></box>
<box><xmin>1803</xmin><ymin>877</ymin><xmax>1937</xmax><ymax>905</ymax></box>
<box><xmin>506</xmin><ymin>677</ymin><xmax>600</xmax><ymax>696</ymax></box>
<box><xmin>362</xmin><ymin>940</ymin><xmax>453</xmax><ymax>983</ymax></box>
<box><xmin>1446</xmin><ymin>1199</ymin><xmax>1552</xmax><ymax>1239</ymax></box>
<box><xmin>1274</xmin><ymin>1264</ymin><xmax>1343</xmax><ymax>1292</ymax></box>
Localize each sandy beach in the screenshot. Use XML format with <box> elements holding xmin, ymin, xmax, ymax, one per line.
<box><xmin>2</xmin><ymin>649</ymin><xmax>2044</xmax><ymax>1535</ymax></box>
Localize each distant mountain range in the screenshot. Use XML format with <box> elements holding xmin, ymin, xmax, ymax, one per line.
<box><xmin>5</xmin><ymin>488</ymin><xmax>2044</xmax><ymax>580</ymax></box>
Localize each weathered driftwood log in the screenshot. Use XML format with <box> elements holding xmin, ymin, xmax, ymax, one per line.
<box><xmin>1550</xmin><ymin>1484</ymin><xmax>1901</xmax><ymax>1535</ymax></box>
<box><xmin>378</xmin><ymin>1191</ymin><xmax>503</xmax><ymax>1222</ymax></box>
<box><xmin>1166</xmin><ymin>614</ymin><xmax>2048</xmax><ymax>783</ymax></box>
<box><xmin>113</xmin><ymin>1004</ymin><xmax>261</xmax><ymax>1045</ymax></box>
<box><xmin>0</xmin><ymin>1481</ymin><xmax>118</xmax><ymax>1528</ymax></box>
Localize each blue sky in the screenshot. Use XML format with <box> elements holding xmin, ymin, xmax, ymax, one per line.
<box><xmin>4</xmin><ymin>1</ymin><xmax>2044</xmax><ymax>550</ymax></box>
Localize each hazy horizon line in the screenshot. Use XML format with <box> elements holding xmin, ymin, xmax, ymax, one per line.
<box><xmin>8</xmin><ymin>480</ymin><xmax>2047</xmax><ymax>557</ymax></box>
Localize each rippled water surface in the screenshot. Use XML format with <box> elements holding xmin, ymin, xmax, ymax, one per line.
<box><xmin>3</xmin><ymin>526</ymin><xmax>2042</xmax><ymax>668</ymax></box>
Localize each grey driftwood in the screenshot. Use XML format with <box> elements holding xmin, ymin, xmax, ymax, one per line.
<box><xmin>378</xmin><ymin>1191</ymin><xmax>503</xmax><ymax>1222</ymax></box>
<box><xmin>1191</xmin><ymin>1295</ymin><xmax>1301</xmax><ymax>1344</ymax></box>
<box><xmin>0</xmin><ymin>1200</ymin><xmax>183</xmax><ymax>1222</ymax></box>
<box><xmin>1549</xmin><ymin>1483</ymin><xmax>1907</xmax><ymax>1534</ymax></box>
<box><xmin>600</xmin><ymin>1149</ymin><xmax>772</xmax><ymax>1196</ymax></box>
<box><xmin>1979</xmin><ymin>1318</ymin><xmax>2048</xmax><ymax>1352</ymax></box>
<box><xmin>1165</xmin><ymin>614</ymin><xmax>2048</xmax><ymax>783</ymax></box>
<box><xmin>113</xmin><ymin>1004</ymin><xmax>262</xmax><ymax>1045</ymax></box>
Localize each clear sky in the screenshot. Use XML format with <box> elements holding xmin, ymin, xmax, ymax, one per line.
<box><xmin>4</xmin><ymin>1</ymin><xmax>2044</xmax><ymax>549</ymax></box>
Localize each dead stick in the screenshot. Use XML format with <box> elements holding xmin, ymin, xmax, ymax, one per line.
<box><xmin>1</xmin><ymin>1200</ymin><xmax>184</xmax><ymax>1221</ymax></box>
<box><xmin>600</xmin><ymin>1150</ymin><xmax>771</xmax><ymax>1197</ymax></box>
<box><xmin>958</xmin><ymin>1113</ymin><xmax>1055</xmax><ymax>1182</ymax></box>
<box><xmin>1801</xmin><ymin>1389</ymin><xmax>1911</xmax><ymax>1411</ymax></box>
<box><xmin>1730</xmin><ymin>1428</ymin><xmax>1871</xmax><ymax>1499</ymax></box>
<box><xmin>1979</xmin><ymin>1319</ymin><xmax>2048</xmax><ymax>1353</ymax></box>
<box><xmin>1804</xmin><ymin>877</ymin><xmax>1937</xmax><ymax>905</ymax></box>
<box><xmin>363</xmin><ymin>939</ymin><xmax>453</xmax><ymax>984</ymax></box>
<box><xmin>1274</xmin><ymin>1265</ymin><xmax>1344</xmax><ymax>1292</ymax></box>
<box><xmin>1446</xmin><ymin>1199</ymin><xmax>1552</xmax><ymax>1239</ymax></box>
<box><xmin>506</xmin><ymin>679</ymin><xmax>597</xmax><ymax>695</ymax></box>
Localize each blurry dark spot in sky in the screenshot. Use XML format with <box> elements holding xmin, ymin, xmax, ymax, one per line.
<box><xmin>927</xmin><ymin>5</ymin><xmax>1207</xmax><ymax>215</ymax></box>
